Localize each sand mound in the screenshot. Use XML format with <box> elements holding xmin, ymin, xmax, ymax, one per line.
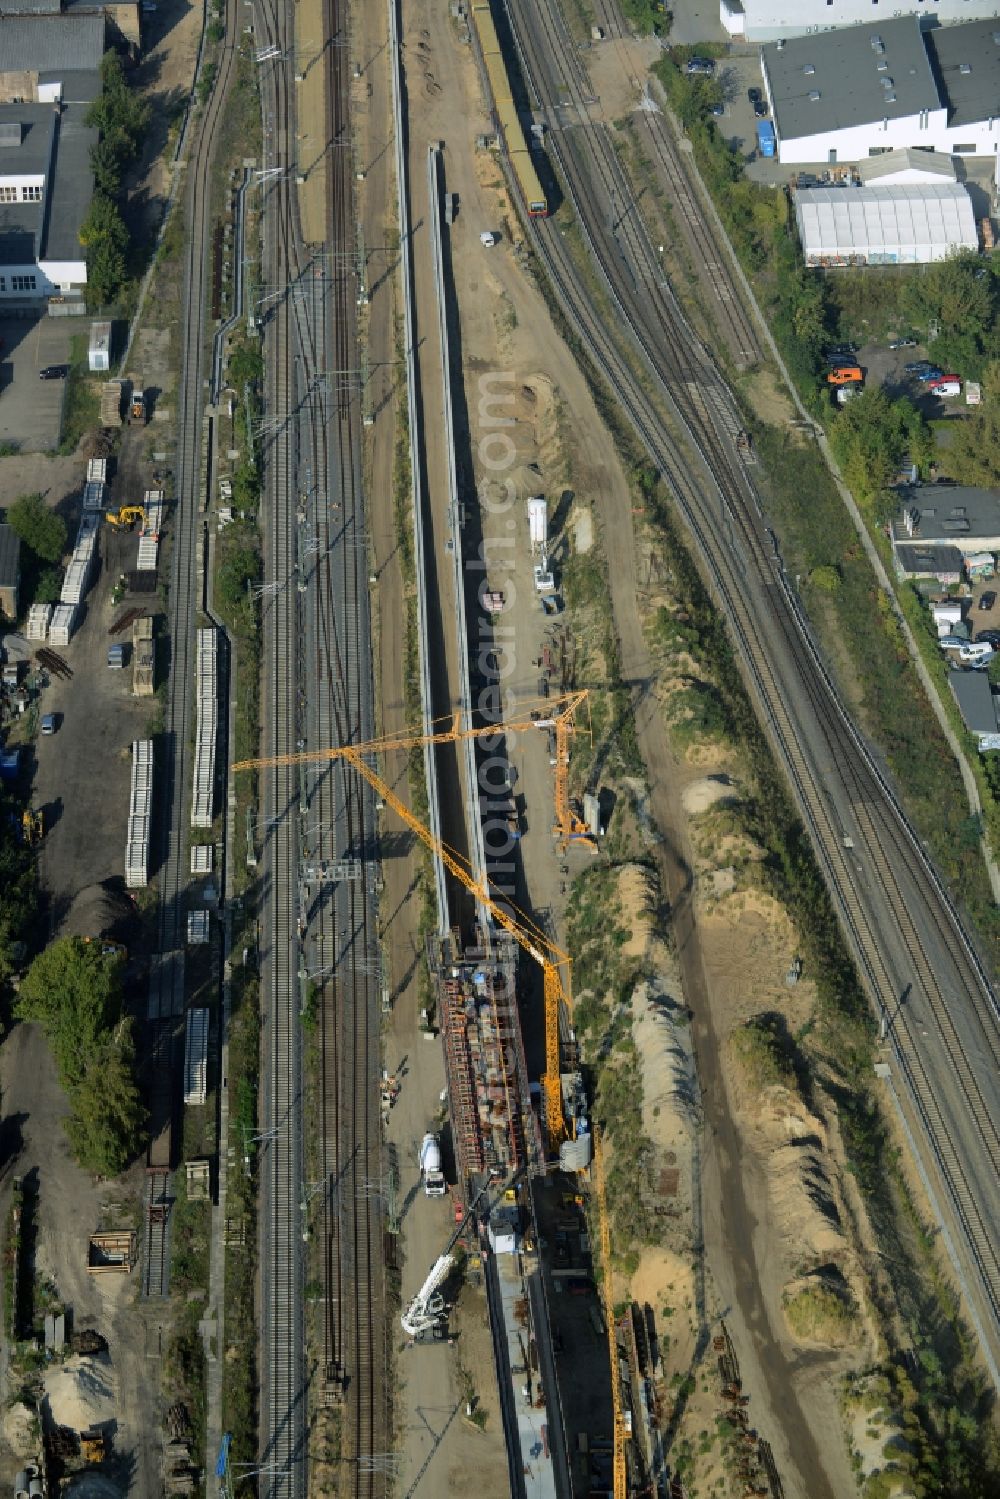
<box><xmin>632</xmin><ymin>978</ymin><xmax>699</xmax><ymax>1223</ymax></box>
<box><xmin>42</xmin><ymin>1354</ymin><xmax>116</xmax><ymax>1431</ymax></box>
<box><xmin>2</xmin><ymin>1401</ymin><xmax>37</xmax><ymax>1458</ymax></box>
<box><xmin>617</xmin><ymin>865</ymin><xmax>658</xmax><ymax>958</ymax></box>
<box><xmin>783</xmin><ymin>1266</ymin><xmax>860</xmax><ymax>1346</ymax></box>
<box><xmin>682</xmin><ymin>774</ymin><xmax>739</xmax><ymax>817</ymax></box>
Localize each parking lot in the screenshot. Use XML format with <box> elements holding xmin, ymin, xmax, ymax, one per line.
<box><xmin>0</xmin><ymin>316</ymin><xmax>75</xmax><ymax>453</ymax></box>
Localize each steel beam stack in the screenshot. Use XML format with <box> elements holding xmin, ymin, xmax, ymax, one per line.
<box><xmin>190</xmin><ymin>627</ymin><xmax>217</xmax><ymax>829</ymax></box>
<box><xmin>126</xmin><ymin>738</ymin><xmax>154</xmax><ymax>889</ymax></box>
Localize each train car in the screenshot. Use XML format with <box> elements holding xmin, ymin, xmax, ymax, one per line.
<box><xmin>511</xmin><ymin>149</ymin><xmax>548</xmax><ymax>217</ymax></box>
<box><xmin>474</xmin><ymin>4</ymin><xmax>502</xmax><ymax>57</ymax></box>
<box><xmin>484</xmin><ymin>48</ymin><xmax>512</xmax><ymax>109</ymax></box>
<box><xmin>494</xmin><ymin>96</ymin><xmax>523</xmax><ymax>151</ymax></box>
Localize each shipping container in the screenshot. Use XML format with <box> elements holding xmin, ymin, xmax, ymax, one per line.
<box><xmin>756</xmin><ymin>119</ymin><xmax>776</xmax><ymax>158</ymax></box>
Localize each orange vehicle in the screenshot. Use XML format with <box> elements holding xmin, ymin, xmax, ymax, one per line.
<box><xmin>826</xmin><ymin>365</ymin><xmax>863</xmax><ymax>386</ymax></box>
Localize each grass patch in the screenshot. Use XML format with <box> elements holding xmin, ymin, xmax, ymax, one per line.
<box><xmin>59</xmin><ymin>334</ymin><xmax>101</xmax><ymax>455</ymax></box>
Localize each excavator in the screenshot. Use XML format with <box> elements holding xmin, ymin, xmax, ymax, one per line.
<box><xmin>234</xmin><ymin>690</ymin><xmax>629</xmax><ymax>1495</ymax></box>
<box><xmin>105</xmin><ymin>505</ymin><xmax>146</xmax><ymax>530</ymax></box>
<box><xmin>21</xmin><ymin>808</ymin><xmax>43</xmax><ymax>846</ymax></box>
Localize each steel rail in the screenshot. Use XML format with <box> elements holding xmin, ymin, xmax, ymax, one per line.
<box><xmin>504</xmin><ymin>0</ymin><xmax>1000</xmax><ymax>1383</ymax></box>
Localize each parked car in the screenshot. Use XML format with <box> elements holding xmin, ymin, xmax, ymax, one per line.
<box><xmin>710</xmin><ymin>102</ymin><xmax>725</xmax><ymax>116</ymax></box>
<box><xmin>823</xmin><ymin>343</ymin><xmax>857</xmax><ymax>359</ymax></box>
<box><xmin>915</xmin><ymin>367</ymin><xmax>945</xmax><ymax>383</ymax></box>
<box><xmin>979</xmin><ymin>592</ymin><xmax>997</xmax><ymax>612</ymax></box>
<box><xmin>38</xmin><ymin>365</ymin><xmax>68</xmax><ymax>380</ymax></box>
<box><xmin>929</xmin><ymin>379</ymin><xmax>961</xmax><ymax>397</ymax></box>
<box><xmin>747</xmin><ymin>86</ymin><xmax>762</xmax><ymax>104</ymax></box>
<box><xmin>905</xmin><ymin>360</ymin><xmax>935</xmax><ymax>374</ymax></box>
<box><xmin>40</xmin><ymin>713</ymin><xmax>57</xmax><ymax>735</ymax></box>
<box><xmin>686</xmin><ymin>57</ymin><xmax>715</xmax><ymax>75</ymax></box>
<box><xmin>976</xmin><ymin>629</ymin><xmax>1000</xmax><ymax>645</ymax></box>
<box><xmin>889</xmin><ymin>337</ymin><xmax>917</xmax><ymax>350</ymax></box>
<box><xmin>753</xmin><ymin>100</ymin><xmax>769</xmax><ymax>118</ymax></box>
<box><xmin>479</xmin><ymin>231</ymin><xmax>499</xmax><ymax>248</ymax></box>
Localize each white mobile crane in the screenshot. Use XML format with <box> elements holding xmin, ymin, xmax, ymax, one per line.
<box><xmin>401</xmin><ymin>1253</ymin><xmax>455</xmax><ymax>1340</ymax></box>
<box><xmin>401</xmin><ymin>1171</ymin><xmax>520</xmax><ymax>1341</ymax></box>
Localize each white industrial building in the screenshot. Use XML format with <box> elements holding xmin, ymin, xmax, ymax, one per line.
<box><xmin>721</xmin><ymin>0</ymin><xmax>1000</xmax><ymax>43</ymax></box>
<box><xmin>0</xmin><ymin>15</ymin><xmax>107</xmax><ymax>306</ymax></box>
<box><xmin>795</xmin><ymin>150</ymin><xmax>977</xmax><ymax>265</ymax></box>
<box><xmin>762</xmin><ymin>17</ymin><xmax>1000</xmax><ymax>165</ymax></box>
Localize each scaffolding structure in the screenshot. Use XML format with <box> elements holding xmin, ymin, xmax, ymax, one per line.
<box><xmin>435</xmin><ymin>927</ymin><xmax>540</xmax><ymax>1184</ymax></box>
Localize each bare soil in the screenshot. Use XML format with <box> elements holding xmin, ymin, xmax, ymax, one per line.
<box><xmin>369</xmin><ymin>2</ymin><xmax>892</xmax><ymax>1497</ymax></box>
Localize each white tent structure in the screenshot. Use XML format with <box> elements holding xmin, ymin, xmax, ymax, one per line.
<box><xmin>795</xmin><ymin>183</ymin><xmax>977</xmax><ymax>267</ymax></box>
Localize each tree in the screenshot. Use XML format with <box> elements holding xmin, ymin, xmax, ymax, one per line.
<box><xmin>17</xmin><ymin>938</ymin><xmax>145</xmax><ymax>1174</ymax></box>
<box><xmin>6</xmin><ymin>492</ymin><xmax>67</xmax><ymax>564</ymax></box>
<box><xmin>79</xmin><ymin>192</ymin><xmax>129</xmax><ymax>307</ymax></box>
<box><xmin>17</xmin><ymin>938</ymin><xmax>124</xmax><ymax>1087</ymax></box>
<box><xmin>947</xmin><ymin>362</ymin><xmax>1000</xmax><ymax>487</ymax></box>
<box><xmin>830</xmin><ymin>386</ymin><xmax>930</xmax><ymax>508</ymax></box>
<box><xmin>64</xmin><ymin>1031</ymin><xmax>146</xmax><ymax>1176</ymax></box>
<box><xmin>34</xmin><ymin>567</ymin><xmax>63</xmax><ymax>605</ymax></box>
<box><xmin>903</xmin><ymin>250</ymin><xmax>999</xmax><ymax>381</ymax></box>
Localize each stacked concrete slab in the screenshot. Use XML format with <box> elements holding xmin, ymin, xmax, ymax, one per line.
<box><xmin>49</xmin><ymin>603</ymin><xmax>78</xmax><ymax>645</ymax></box>
<box><xmin>26</xmin><ymin>603</ymin><xmax>52</xmax><ymax>641</ymax></box>
<box><xmin>83</xmin><ymin>457</ymin><xmax>108</xmax><ymax>516</ymax></box>
<box><xmin>61</xmin><ymin>513</ymin><xmax>101</xmax><ymax>608</ymax></box>
<box><xmin>190</xmin><ymin>627</ymin><xmax>217</xmax><ymax>829</ymax></box>
<box><xmin>138</xmin><ymin>489</ymin><xmax>164</xmax><ymax>572</ymax></box>
<box><xmin>126</xmin><ymin>738</ymin><xmax>154</xmax><ymax>889</ymax></box>
<box><xmin>183</xmin><ymin>1007</ymin><xmax>209</xmax><ymax>1105</ymax></box>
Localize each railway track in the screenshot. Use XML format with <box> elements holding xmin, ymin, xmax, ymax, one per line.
<box><xmin>250</xmin><ymin>0</ymin><xmax>384</xmax><ymax>1488</ymax></box>
<box><xmin>504</xmin><ymin>0</ymin><xmax>1000</xmax><ymax>1378</ymax></box>
<box><xmin>631</xmin><ymin>104</ymin><xmax>761</xmax><ymax>370</ymax></box>
<box><xmin>140</xmin><ymin>0</ymin><xmax>241</xmax><ymax>1300</ymax></box>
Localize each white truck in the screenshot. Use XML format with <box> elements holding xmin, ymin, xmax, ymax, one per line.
<box><xmin>419</xmin><ymin>1133</ymin><xmax>446</xmax><ymax>1197</ymax></box>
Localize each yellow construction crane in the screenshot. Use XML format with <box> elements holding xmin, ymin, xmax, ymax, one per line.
<box><xmin>233</xmin><ymin>694</ymin><xmax>587</xmax><ymax>1143</ymax></box>
<box><xmin>105</xmin><ymin>505</ymin><xmax>146</xmax><ymax>529</ymax></box>
<box><xmin>233</xmin><ymin>688</ymin><xmax>626</xmax><ymax>1496</ymax></box>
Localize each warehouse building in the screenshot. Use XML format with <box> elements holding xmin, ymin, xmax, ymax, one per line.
<box><xmin>794</xmin><ymin>180</ymin><xmax>977</xmax><ymax>267</ymax></box>
<box><xmin>0</xmin><ymin>14</ymin><xmax>105</xmax><ymax>307</ymax></box>
<box><xmin>722</xmin><ymin>0</ymin><xmax>1000</xmax><ymax>43</ymax></box>
<box><xmin>762</xmin><ymin>17</ymin><xmax>1000</xmax><ymax>165</ymax></box>
<box><xmin>0</xmin><ymin>522</ymin><xmax>20</xmax><ymax>618</ymax></box>
<box><xmin>949</xmin><ymin>670</ymin><xmax>1000</xmax><ymax>754</ymax></box>
<box><xmin>891</xmin><ymin>487</ymin><xmax>1000</xmax><ymax>582</ymax></box>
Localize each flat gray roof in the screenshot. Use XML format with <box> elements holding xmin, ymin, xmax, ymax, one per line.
<box><xmin>762</xmin><ymin>17</ymin><xmax>940</xmax><ymax>142</ymax></box>
<box><xmin>44</xmin><ymin>105</ymin><xmax>96</xmax><ymax>260</ymax></box>
<box><xmin>950</xmin><ymin>669</ymin><xmax>999</xmax><ymax>736</ymax></box>
<box><xmin>0</xmin><ymin>100</ymin><xmax>95</xmax><ymax>264</ymax></box>
<box><xmin>925</xmin><ymin>20</ymin><xmax>1000</xmax><ymax>129</ymax></box>
<box><xmin>0</xmin><ymin>523</ymin><xmax>20</xmax><ymax>587</ymax></box>
<box><xmin>0</xmin><ymin>14</ymin><xmax>105</xmax><ymax>74</ymax></box>
<box><xmin>893</xmin><ymin>540</ymin><xmax>964</xmax><ymax>576</ymax></box>
<box><xmin>895</xmin><ymin>484</ymin><xmax>1000</xmax><ymax>542</ymax></box>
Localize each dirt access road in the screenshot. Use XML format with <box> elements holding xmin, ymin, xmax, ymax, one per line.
<box><xmin>387</xmin><ymin>2</ymin><xmax>866</xmax><ymax>1496</ymax></box>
